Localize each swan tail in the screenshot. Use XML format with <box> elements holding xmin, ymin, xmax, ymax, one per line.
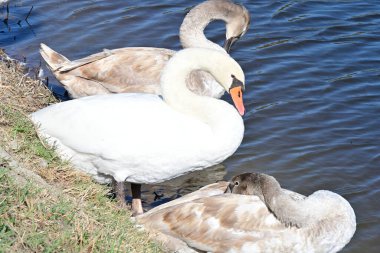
<box><xmin>40</xmin><ymin>43</ymin><xmax>70</xmax><ymax>71</ymax></box>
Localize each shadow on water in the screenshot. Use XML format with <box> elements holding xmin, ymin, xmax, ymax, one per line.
<box><xmin>141</xmin><ymin>164</ymin><xmax>226</xmax><ymax>209</ymax></box>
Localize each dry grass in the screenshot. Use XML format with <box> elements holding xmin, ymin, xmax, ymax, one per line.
<box><xmin>0</xmin><ymin>49</ymin><xmax>56</xmax><ymax>114</ymax></box>
<box><xmin>0</xmin><ymin>49</ymin><xmax>163</xmax><ymax>253</ymax></box>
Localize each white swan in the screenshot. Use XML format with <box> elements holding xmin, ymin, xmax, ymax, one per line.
<box><xmin>137</xmin><ymin>173</ymin><xmax>356</xmax><ymax>253</ymax></box>
<box><xmin>40</xmin><ymin>0</ymin><xmax>250</xmax><ymax>98</ymax></box>
<box><xmin>30</xmin><ymin>48</ymin><xmax>246</xmax><ymax>215</ymax></box>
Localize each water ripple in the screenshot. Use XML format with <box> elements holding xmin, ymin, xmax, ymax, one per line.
<box><xmin>2</xmin><ymin>1</ymin><xmax>380</xmax><ymax>252</ymax></box>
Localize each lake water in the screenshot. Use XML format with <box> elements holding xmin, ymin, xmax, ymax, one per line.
<box><xmin>1</xmin><ymin>0</ymin><xmax>380</xmax><ymax>252</ymax></box>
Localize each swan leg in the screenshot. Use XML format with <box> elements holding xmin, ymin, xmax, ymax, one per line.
<box><xmin>131</xmin><ymin>183</ymin><xmax>143</xmax><ymax>216</ymax></box>
<box><xmin>112</xmin><ymin>179</ymin><xmax>127</xmax><ymax>208</ymax></box>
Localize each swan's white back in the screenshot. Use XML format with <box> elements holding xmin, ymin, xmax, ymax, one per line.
<box><xmin>31</xmin><ymin>47</ymin><xmax>245</xmax><ymax>191</ymax></box>
<box><xmin>31</xmin><ymin>93</ymin><xmax>238</xmax><ymax>183</ymax></box>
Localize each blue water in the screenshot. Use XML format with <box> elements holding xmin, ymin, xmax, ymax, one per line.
<box><xmin>1</xmin><ymin>1</ymin><xmax>380</xmax><ymax>252</ymax></box>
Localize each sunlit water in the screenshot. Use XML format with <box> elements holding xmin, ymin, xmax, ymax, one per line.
<box><xmin>1</xmin><ymin>1</ymin><xmax>380</xmax><ymax>251</ymax></box>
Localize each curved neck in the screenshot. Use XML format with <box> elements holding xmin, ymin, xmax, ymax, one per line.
<box><xmin>160</xmin><ymin>49</ymin><xmax>243</xmax><ymax>152</ymax></box>
<box><xmin>180</xmin><ymin>0</ymin><xmax>229</xmax><ymax>52</ymax></box>
<box><xmin>259</xmin><ymin>175</ymin><xmax>310</xmax><ymax>228</ymax></box>
<box><xmin>259</xmin><ymin>175</ymin><xmax>356</xmax><ymax>251</ymax></box>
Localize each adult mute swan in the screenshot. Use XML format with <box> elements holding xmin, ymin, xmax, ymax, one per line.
<box><xmin>40</xmin><ymin>0</ymin><xmax>250</xmax><ymax>98</ymax></box>
<box><xmin>137</xmin><ymin>173</ymin><xmax>356</xmax><ymax>253</ymax></box>
<box><xmin>31</xmin><ymin>48</ymin><xmax>246</xmax><ymax>215</ymax></box>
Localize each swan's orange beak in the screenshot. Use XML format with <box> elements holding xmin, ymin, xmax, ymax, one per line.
<box><xmin>230</xmin><ymin>86</ymin><xmax>245</xmax><ymax>116</ymax></box>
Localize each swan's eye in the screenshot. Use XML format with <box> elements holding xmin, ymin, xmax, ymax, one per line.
<box><xmin>234</xmin><ymin>181</ymin><xmax>239</xmax><ymax>186</ymax></box>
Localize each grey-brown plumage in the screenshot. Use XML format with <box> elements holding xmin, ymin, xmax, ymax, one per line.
<box><xmin>227</xmin><ymin>173</ymin><xmax>311</xmax><ymax>227</ymax></box>
<box><xmin>40</xmin><ymin>0</ymin><xmax>250</xmax><ymax>99</ymax></box>
<box><xmin>137</xmin><ymin>173</ymin><xmax>356</xmax><ymax>253</ymax></box>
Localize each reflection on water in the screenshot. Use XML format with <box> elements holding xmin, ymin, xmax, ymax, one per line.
<box><xmin>2</xmin><ymin>1</ymin><xmax>380</xmax><ymax>252</ymax></box>
<box><xmin>140</xmin><ymin>164</ymin><xmax>226</xmax><ymax>209</ymax></box>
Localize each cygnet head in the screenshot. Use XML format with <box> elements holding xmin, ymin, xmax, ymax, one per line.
<box><xmin>225</xmin><ymin>173</ymin><xmax>281</xmax><ymax>202</ymax></box>
<box><xmin>180</xmin><ymin>0</ymin><xmax>250</xmax><ymax>53</ymax></box>
<box><xmin>223</xmin><ymin>1</ymin><xmax>251</xmax><ymax>52</ymax></box>
<box><xmin>226</xmin><ymin>173</ymin><xmax>263</xmax><ymax>195</ymax></box>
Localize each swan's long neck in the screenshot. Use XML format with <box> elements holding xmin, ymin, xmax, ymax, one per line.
<box><xmin>180</xmin><ymin>1</ymin><xmax>229</xmax><ymax>52</ymax></box>
<box><xmin>260</xmin><ymin>176</ymin><xmax>356</xmax><ymax>233</ymax></box>
<box><xmin>160</xmin><ymin>50</ymin><xmax>244</xmax><ymax>154</ymax></box>
<box><xmin>260</xmin><ymin>176</ymin><xmax>312</xmax><ymax>228</ymax></box>
<box><xmin>260</xmin><ymin>176</ymin><xmax>356</xmax><ymax>251</ymax></box>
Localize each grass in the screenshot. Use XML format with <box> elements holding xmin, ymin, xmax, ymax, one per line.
<box><xmin>0</xmin><ymin>49</ymin><xmax>163</xmax><ymax>252</ymax></box>
<box><xmin>0</xmin><ymin>160</ymin><xmax>161</xmax><ymax>253</ymax></box>
<box><xmin>1</xmin><ymin>105</ymin><xmax>57</xmax><ymax>163</ymax></box>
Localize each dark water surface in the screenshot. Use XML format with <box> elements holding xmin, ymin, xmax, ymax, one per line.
<box><xmin>1</xmin><ymin>0</ymin><xmax>380</xmax><ymax>251</ymax></box>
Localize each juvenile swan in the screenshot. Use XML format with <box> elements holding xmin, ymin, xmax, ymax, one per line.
<box><xmin>40</xmin><ymin>0</ymin><xmax>250</xmax><ymax>98</ymax></box>
<box><xmin>31</xmin><ymin>48</ymin><xmax>246</xmax><ymax>216</ymax></box>
<box><xmin>137</xmin><ymin>173</ymin><xmax>356</xmax><ymax>253</ymax></box>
